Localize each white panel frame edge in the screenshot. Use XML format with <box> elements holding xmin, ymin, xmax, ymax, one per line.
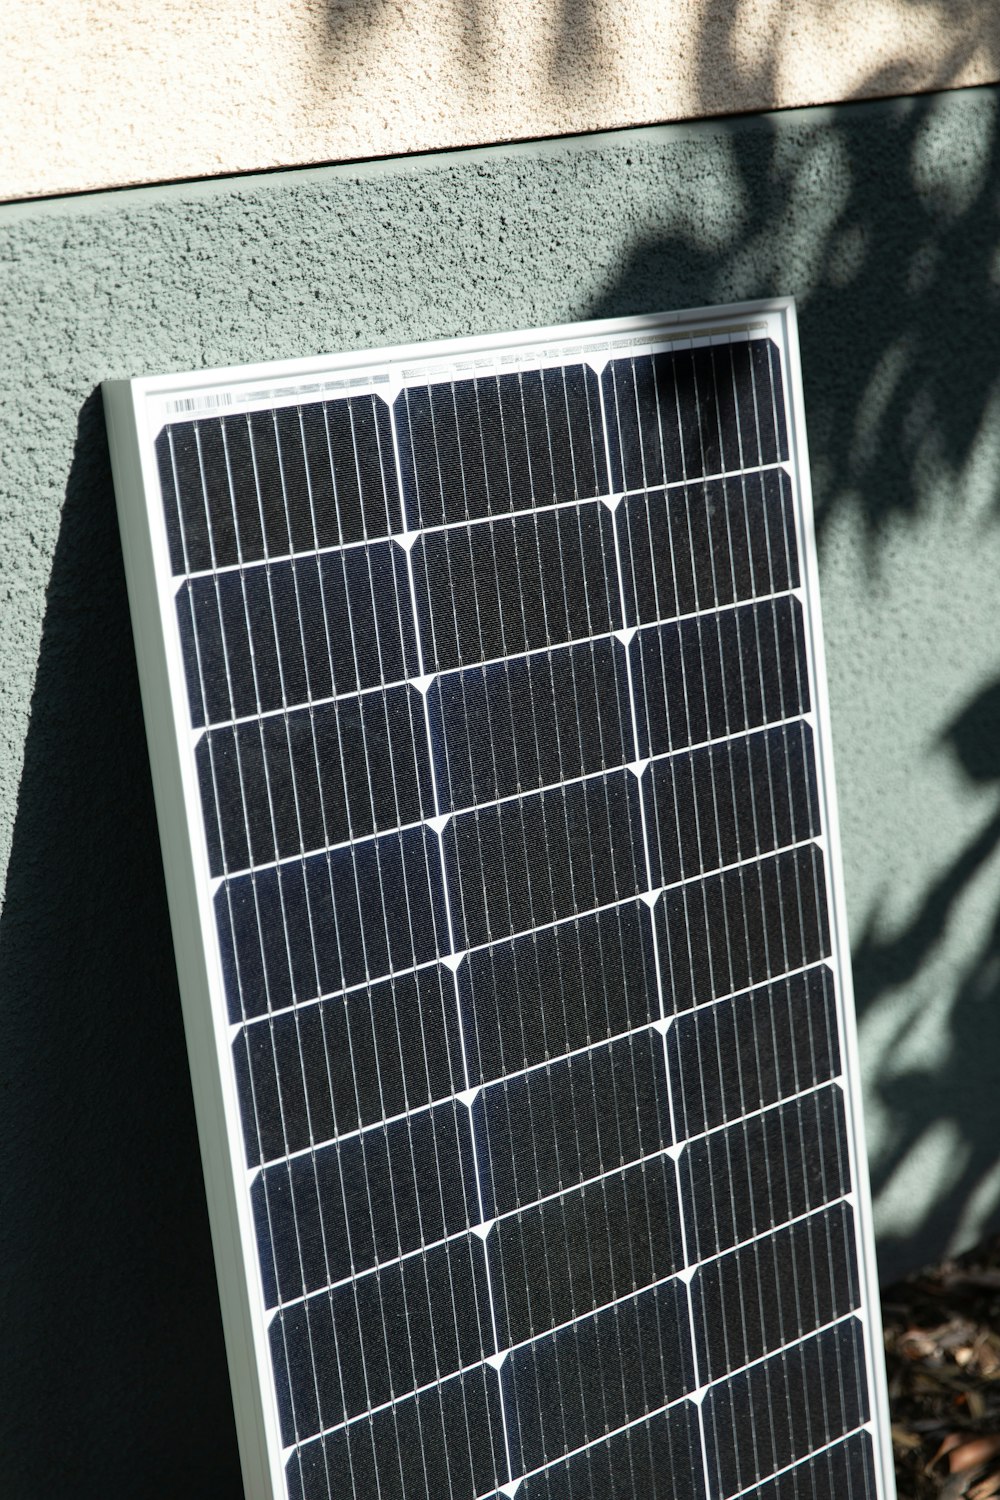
<box><xmin>102</xmin><ymin>296</ymin><xmax>896</xmax><ymax>1500</ymax></box>
<box><xmin>776</xmin><ymin>303</ymin><xmax>897</xmax><ymax>1500</ymax></box>
<box><xmin>102</xmin><ymin>382</ymin><xmax>281</xmax><ymax>1500</ymax></box>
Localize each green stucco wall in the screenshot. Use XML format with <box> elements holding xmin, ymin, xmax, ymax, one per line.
<box><xmin>2</xmin><ymin>87</ymin><xmax>1000</xmax><ymax>1495</ymax></box>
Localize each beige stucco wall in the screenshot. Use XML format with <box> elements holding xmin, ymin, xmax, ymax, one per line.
<box><xmin>3</xmin><ymin>0</ymin><xmax>1000</xmax><ymax>199</ymax></box>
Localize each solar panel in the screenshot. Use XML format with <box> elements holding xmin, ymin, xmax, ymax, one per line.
<box><xmin>103</xmin><ymin>300</ymin><xmax>895</xmax><ymax>1500</ymax></box>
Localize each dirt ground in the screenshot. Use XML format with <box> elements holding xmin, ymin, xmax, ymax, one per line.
<box><xmin>883</xmin><ymin>1235</ymin><xmax>1000</xmax><ymax>1499</ymax></box>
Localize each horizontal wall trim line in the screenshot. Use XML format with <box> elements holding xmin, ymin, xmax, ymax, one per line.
<box><xmin>2</xmin><ymin>81</ymin><xmax>994</xmax><ymax>221</ymax></box>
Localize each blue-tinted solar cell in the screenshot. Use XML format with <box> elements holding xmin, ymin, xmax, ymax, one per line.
<box><xmin>738</xmin><ymin>1430</ymin><xmax>878</xmax><ymax>1500</ymax></box>
<box><xmin>253</xmin><ymin>1100</ymin><xmax>480</xmax><ymax>1305</ymax></box>
<box><xmin>629</xmin><ymin>595</ymin><xmax>810</xmax><ymax>759</ymax></box>
<box><xmin>217</xmin><ymin>828</ymin><xmax>449</xmax><ymax>1021</ymax></box>
<box><xmin>691</xmin><ymin>1202</ymin><xmax>861</xmax><ymax>1382</ymax></box>
<box><xmin>178</xmin><ymin>544</ymin><xmax>419</xmax><ymax>728</ymax></box>
<box><xmin>655</xmin><ymin>843</ymin><xmax>831</xmax><ymax>1012</ymax></box>
<box><xmin>271</xmin><ymin>1234</ymin><xmax>495</xmax><ymax>1442</ymax></box>
<box><xmin>617</xmin><ymin>469</ymin><xmax>798</xmax><ymax>623</ymax></box>
<box><xmin>603</xmin><ymin>340</ymin><xmax>788</xmax><ymax>493</ymax></box>
<box><xmin>288</xmin><ymin>1366</ymin><xmax>507</xmax><ymax>1500</ymax></box>
<box><xmin>197</xmin><ymin>684</ymin><xmax>434</xmax><ymax>876</ymax></box>
<box><xmin>301</xmin><ymin>395</ymin><xmax>403</xmax><ymax>545</ymax></box>
<box><xmin>158</xmin><ymin>395</ymin><xmax>401</xmax><ymax>575</ymax></box>
<box><xmin>156</xmin><ymin>418</ymin><xmax>233</xmax><ymax>576</ymax></box>
<box><xmin>644</xmin><ymin>721</ymin><xmax>821</xmax><ymax>888</ymax></box>
<box><xmin>443</xmin><ymin>772</ymin><xmax>645</xmax><ymax>949</ymax></box>
<box><xmin>234</xmin><ymin>964</ymin><xmax>464</xmax><ymax>1167</ymax></box>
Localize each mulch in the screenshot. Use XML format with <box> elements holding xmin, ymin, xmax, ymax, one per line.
<box><xmin>883</xmin><ymin>1234</ymin><xmax>1000</xmax><ymax>1499</ymax></box>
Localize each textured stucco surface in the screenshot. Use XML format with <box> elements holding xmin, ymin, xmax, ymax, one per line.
<box><xmin>3</xmin><ymin>88</ymin><xmax>1000</xmax><ymax>1494</ymax></box>
<box><xmin>3</xmin><ymin>0</ymin><xmax>1000</xmax><ymax>198</ymax></box>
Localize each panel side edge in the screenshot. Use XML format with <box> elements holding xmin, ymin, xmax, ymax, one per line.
<box><xmin>773</xmin><ymin>306</ymin><xmax>897</xmax><ymax>1500</ymax></box>
<box><xmin>101</xmin><ymin>380</ymin><xmax>283</xmax><ymax>1500</ymax></box>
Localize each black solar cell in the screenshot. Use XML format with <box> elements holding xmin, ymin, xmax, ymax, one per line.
<box><xmin>490</xmin><ymin>1157</ymin><xmax>684</xmax><ymax>1346</ymax></box>
<box><xmin>667</xmin><ymin>965</ymin><xmax>840</xmax><ymax>1138</ymax></box>
<box><xmin>396</xmin><ymin>366</ymin><xmax>607</xmax><ymax>527</ymax></box>
<box><xmin>702</xmin><ymin>1319</ymin><xmax>868</xmax><ymax>1498</ymax></box>
<box><xmin>411</xmin><ymin>506</ymin><xmax>620</xmax><ymax>672</ymax></box>
<box><xmin>459</xmin><ymin>903</ymin><xmax>661</xmax><ymax>1083</ymax></box>
<box><xmin>502</xmin><ymin>1277</ymin><xmax>694</xmax><ymax>1472</ymax></box>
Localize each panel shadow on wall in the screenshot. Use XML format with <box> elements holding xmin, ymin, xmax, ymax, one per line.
<box><xmin>0</xmin><ymin>390</ymin><xmax>243</xmax><ymax>1498</ymax></box>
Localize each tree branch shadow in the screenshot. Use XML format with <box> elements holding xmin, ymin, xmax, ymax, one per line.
<box><xmin>577</xmin><ymin>75</ymin><xmax>1000</xmax><ymax>1278</ymax></box>
<box><xmin>310</xmin><ymin>0</ymin><xmax>1000</xmax><ymax>146</ymax></box>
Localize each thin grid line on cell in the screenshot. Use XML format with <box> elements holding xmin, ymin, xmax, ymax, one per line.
<box><xmin>245</xmin><ymin>961</ymin><xmax>841</xmax><ymax>1166</ymax></box>
<box><xmin>185</xmin><ymin>579</ymin><xmax>804</xmax><ymax>737</ymax></box>
<box><xmin>268</xmin><ymin>1179</ymin><xmax>858</xmax><ymax>1326</ymax></box>
<box><xmin>282</xmin><ymin>1283</ymin><xmax>862</xmax><ymax>1458</ymax></box>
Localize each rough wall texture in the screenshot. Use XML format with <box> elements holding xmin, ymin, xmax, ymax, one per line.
<box><xmin>3</xmin><ymin>0</ymin><xmax>1000</xmax><ymax>198</ymax></box>
<box><xmin>2</xmin><ymin>88</ymin><xmax>1000</xmax><ymax>1494</ymax></box>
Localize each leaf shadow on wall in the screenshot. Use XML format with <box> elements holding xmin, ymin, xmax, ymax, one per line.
<box><xmin>314</xmin><ymin>0</ymin><xmax>618</xmax><ymax>139</ymax></box>
<box><xmin>584</xmin><ymin>84</ymin><xmax>1000</xmax><ymax>1280</ymax></box>
<box><xmin>314</xmin><ymin>0</ymin><xmax>1000</xmax><ymax>152</ymax></box>
<box><xmin>852</xmin><ymin>682</ymin><xmax>1000</xmax><ymax>1276</ymax></box>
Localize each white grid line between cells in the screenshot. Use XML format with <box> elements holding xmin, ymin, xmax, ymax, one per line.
<box><xmin>186</xmin><ymin>582</ymin><xmax>803</xmax><ymax>735</ymax></box>
<box><xmin>285</xmin><ymin>1308</ymin><xmax>864</xmax><ymax>1471</ymax></box>
<box><xmin>212</xmin><ymin>707</ymin><xmax>813</xmax><ymax>882</ymax></box>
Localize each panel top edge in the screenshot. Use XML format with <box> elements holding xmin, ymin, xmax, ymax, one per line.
<box><xmin>104</xmin><ymin>298</ymin><xmax>797</xmax><ymax>428</ymax></box>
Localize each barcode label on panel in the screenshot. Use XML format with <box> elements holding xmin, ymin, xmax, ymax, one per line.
<box><xmin>167</xmin><ymin>392</ymin><xmax>235</xmax><ymax>414</ymax></box>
